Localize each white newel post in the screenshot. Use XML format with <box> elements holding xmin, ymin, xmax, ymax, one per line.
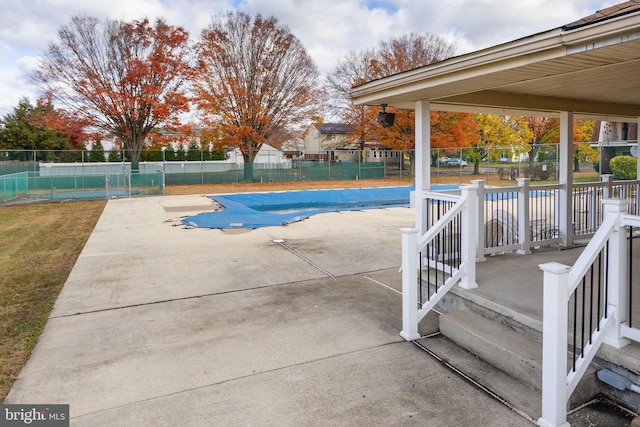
<box><xmin>472</xmin><ymin>180</ymin><xmax>486</xmax><ymax>262</ymax></box>
<box><xmin>602</xmin><ymin>199</ymin><xmax>631</xmax><ymax>349</ymax></box>
<box><xmin>460</xmin><ymin>186</ymin><xmax>478</xmax><ymax>289</ymax></box>
<box><xmin>538</xmin><ymin>262</ymin><xmax>572</xmax><ymax>427</ymax></box>
<box><xmin>400</xmin><ymin>228</ymin><xmax>420</xmax><ymax>341</ymax></box>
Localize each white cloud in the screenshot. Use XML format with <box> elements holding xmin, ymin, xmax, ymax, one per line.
<box><xmin>0</xmin><ymin>0</ymin><xmax>624</xmax><ymax>116</ymax></box>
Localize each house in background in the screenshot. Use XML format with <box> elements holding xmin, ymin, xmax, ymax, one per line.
<box><xmin>363</xmin><ymin>141</ymin><xmax>404</xmax><ymax>166</ymax></box>
<box><xmin>303</xmin><ymin>123</ymin><xmax>359</xmax><ymax>162</ymax></box>
<box><xmin>280</xmin><ymin>138</ymin><xmax>304</xmax><ymax>160</ymax></box>
<box><xmin>592</xmin><ymin>121</ymin><xmax>639</xmax><ymax>174</ymax></box>
<box><xmin>226</xmin><ymin>144</ymin><xmax>290</xmax><ymax>166</ymax></box>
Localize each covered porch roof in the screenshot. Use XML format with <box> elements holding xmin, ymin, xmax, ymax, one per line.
<box><xmin>349</xmin><ymin>1</ymin><xmax>640</xmax><ymax>122</ymax></box>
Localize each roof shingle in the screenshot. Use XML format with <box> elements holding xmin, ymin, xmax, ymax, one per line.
<box><xmin>563</xmin><ymin>0</ymin><xmax>640</xmax><ymax>30</ymax></box>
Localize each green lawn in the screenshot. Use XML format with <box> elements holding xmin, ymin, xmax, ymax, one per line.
<box><xmin>0</xmin><ymin>200</ymin><xmax>105</xmax><ymax>401</ymax></box>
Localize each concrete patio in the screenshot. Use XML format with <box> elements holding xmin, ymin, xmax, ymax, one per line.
<box><xmin>5</xmin><ymin>195</ymin><xmax>536</xmax><ymax>426</ymax></box>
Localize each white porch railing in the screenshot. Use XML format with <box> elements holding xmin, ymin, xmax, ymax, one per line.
<box><xmin>474</xmin><ymin>175</ymin><xmax>640</xmax><ymax>256</ymax></box>
<box><xmin>538</xmin><ymin>199</ymin><xmax>640</xmax><ymax>427</ymax></box>
<box><xmin>400</xmin><ymin>177</ymin><xmax>640</xmax><ymax>341</ymax></box>
<box><xmin>400</xmin><ymin>186</ymin><xmax>478</xmax><ymax>340</ymax></box>
<box><xmin>475</xmin><ymin>178</ymin><xmax>562</xmax><ymax>258</ymax></box>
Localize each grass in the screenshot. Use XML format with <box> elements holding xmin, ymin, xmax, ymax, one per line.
<box><xmin>163</xmin><ymin>176</ymin><xmax>416</xmax><ymax>195</ymax></box>
<box><xmin>0</xmin><ymin>200</ymin><xmax>106</xmax><ymax>402</ymax></box>
<box><xmin>163</xmin><ymin>170</ymin><xmax>600</xmax><ymax>196</ymax></box>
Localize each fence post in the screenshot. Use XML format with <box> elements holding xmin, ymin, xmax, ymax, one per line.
<box><xmin>400</xmin><ymin>228</ymin><xmax>421</xmax><ymax>341</ymax></box>
<box><xmin>517</xmin><ymin>178</ymin><xmax>532</xmax><ymax>254</ymax></box>
<box><xmin>538</xmin><ymin>261</ymin><xmax>572</xmax><ymax>427</ymax></box>
<box><xmin>460</xmin><ymin>186</ymin><xmax>478</xmax><ymax>289</ymax></box>
<box><xmin>602</xmin><ymin>198</ymin><xmax>631</xmax><ymax>349</ymax></box>
<box><xmin>602</xmin><ymin>174</ymin><xmax>613</xmax><ymax>199</ymax></box>
<box><xmin>472</xmin><ymin>180</ymin><xmax>486</xmax><ymax>262</ymax></box>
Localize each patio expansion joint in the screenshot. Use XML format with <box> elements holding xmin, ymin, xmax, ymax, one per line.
<box><xmin>69</xmin><ymin>340</ymin><xmax>406</xmax><ymax>422</ymax></box>
<box><xmin>49</xmin><ymin>279</ymin><xmax>335</xmax><ymax>319</ymax></box>
<box><xmin>271</xmin><ymin>238</ymin><xmax>335</xmax><ymax>278</ymax></box>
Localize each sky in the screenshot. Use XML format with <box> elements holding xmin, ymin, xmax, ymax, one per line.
<box><xmin>0</xmin><ymin>0</ymin><xmax>622</xmax><ymax>118</ymax></box>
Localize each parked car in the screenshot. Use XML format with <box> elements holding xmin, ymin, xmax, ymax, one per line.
<box><xmin>446</xmin><ymin>158</ymin><xmax>467</xmax><ymax>167</ymax></box>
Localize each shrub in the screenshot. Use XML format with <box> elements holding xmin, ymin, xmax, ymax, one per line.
<box><xmin>497</xmin><ymin>167</ymin><xmax>518</xmax><ymax>180</ymax></box>
<box><xmin>523</xmin><ymin>163</ymin><xmax>556</xmax><ymax>181</ymax></box>
<box><xmin>609</xmin><ymin>155</ymin><xmax>637</xmax><ymax>180</ymax></box>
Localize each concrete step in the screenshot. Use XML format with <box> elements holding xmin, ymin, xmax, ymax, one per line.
<box><xmin>438</xmin><ymin>310</ymin><xmax>600</xmax><ymax>409</ymax></box>
<box><xmin>416</xmin><ymin>331</ymin><xmax>637</xmax><ymax>426</ymax></box>
<box><xmin>438</xmin><ymin>285</ymin><xmax>640</xmax><ymax>414</ymax></box>
<box><xmin>415</xmin><ymin>332</ymin><xmax>542</xmax><ymax>422</ymax></box>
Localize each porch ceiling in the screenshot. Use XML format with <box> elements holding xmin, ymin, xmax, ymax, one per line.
<box><xmin>349</xmin><ymin>7</ymin><xmax>640</xmax><ymax>121</ymax></box>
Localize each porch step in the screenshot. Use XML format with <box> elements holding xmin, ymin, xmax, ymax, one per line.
<box><xmin>438</xmin><ymin>310</ymin><xmax>600</xmax><ymax>408</ymax></box>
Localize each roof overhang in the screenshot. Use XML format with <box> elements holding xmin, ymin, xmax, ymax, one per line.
<box><xmin>349</xmin><ymin>8</ymin><xmax>640</xmax><ymax>121</ymax></box>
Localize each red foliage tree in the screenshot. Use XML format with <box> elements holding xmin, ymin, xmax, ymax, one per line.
<box><xmin>34</xmin><ymin>16</ymin><xmax>193</xmax><ymax>169</ymax></box>
<box><xmin>329</xmin><ymin>33</ymin><xmax>477</xmax><ymax>151</ymax></box>
<box><xmin>194</xmin><ymin>12</ymin><xmax>324</xmax><ymax>181</ymax></box>
<box><xmin>35</xmin><ymin>97</ymin><xmax>97</xmax><ymax>149</ymax></box>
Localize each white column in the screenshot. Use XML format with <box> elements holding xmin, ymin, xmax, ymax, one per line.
<box><xmin>637</xmin><ymin>117</ymin><xmax>640</xmax><ymax>183</ymax></box>
<box><xmin>559</xmin><ymin>111</ymin><xmax>574</xmax><ymax>247</ymax></box>
<box><xmin>400</xmin><ymin>228</ymin><xmax>420</xmax><ymax>341</ymax></box>
<box><xmin>460</xmin><ymin>186</ymin><xmax>478</xmax><ymax>289</ymax></box>
<box><xmin>538</xmin><ymin>262</ymin><xmax>572</xmax><ymax>427</ymax></box>
<box><xmin>472</xmin><ymin>180</ymin><xmax>487</xmax><ymax>262</ymax></box>
<box><xmin>415</xmin><ymin>100</ymin><xmax>431</xmax><ymax>235</ymax></box>
<box><xmin>517</xmin><ymin>178</ymin><xmax>531</xmax><ymax>255</ymax></box>
<box><xmin>602</xmin><ymin>199</ymin><xmax>631</xmax><ymax>349</ymax></box>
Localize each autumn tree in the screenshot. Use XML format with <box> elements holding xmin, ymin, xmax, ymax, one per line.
<box><xmin>573</xmin><ymin>119</ymin><xmax>597</xmax><ymax>171</ymax></box>
<box><xmin>473</xmin><ymin>114</ymin><xmax>532</xmax><ymax>173</ymax></box>
<box><xmin>1</xmin><ymin>98</ymin><xmax>60</xmax><ymax>154</ymax></box>
<box><xmin>524</xmin><ymin>116</ymin><xmax>559</xmax><ymax>167</ymax></box>
<box><xmin>33</xmin><ymin>15</ymin><xmax>193</xmax><ymax>170</ymax></box>
<box><xmin>34</xmin><ymin>97</ymin><xmax>96</xmax><ymax>149</ymax></box>
<box><xmin>194</xmin><ymin>12</ymin><xmax>324</xmax><ymax>181</ymax></box>
<box><xmin>329</xmin><ymin>33</ymin><xmax>477</xmax><ymax>153</ymax></box>
<box><xmin>0</xmin><ymin>97</ymin><xmax>93</xmax><ymax>160</ymax></box>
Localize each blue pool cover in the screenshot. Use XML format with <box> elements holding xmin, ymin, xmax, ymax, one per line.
<box><xmin>182</xmin><ymin>186</ymin><xmax>418</xmax><ymax>229</ymax></box>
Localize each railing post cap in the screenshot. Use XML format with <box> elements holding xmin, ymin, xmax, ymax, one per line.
<box><xmin>460</xmin><ymin>185</ymin><xmax>477</xmax><ymax>194</ymax></box>
<box><xmin>602</xmin><ymin>198</ymin><xmax>629</xmax><ymax>207</ymax></box>
<box><xmin>400</xmin><ymin>227</ymin><xmax>419</xmax><ymax>234</ymax></box>
<box><xmin>539</xmin><ymin>262</ymin><xmax>571</xmax><ymax>274</ymax></box>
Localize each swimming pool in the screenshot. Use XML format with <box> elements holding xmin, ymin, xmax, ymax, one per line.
<box><xmin>181</xmin><ymin>186</ymin><xmax>424</xmax><ymax>229</ymax></box>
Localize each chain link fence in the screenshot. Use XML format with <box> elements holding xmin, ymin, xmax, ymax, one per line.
<box><xmin>0</xmin><ymin>144</ymin><xmax>600</xmax><ymax>203</ymax></box>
